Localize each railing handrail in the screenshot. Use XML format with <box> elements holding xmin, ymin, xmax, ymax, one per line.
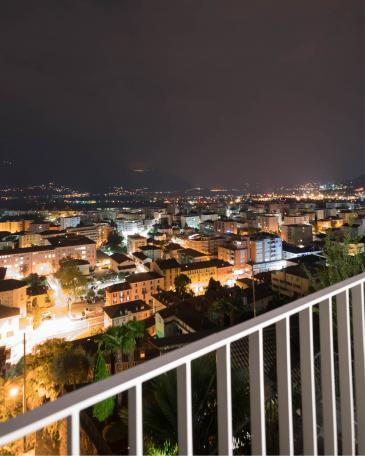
<box><xmin>1</xmin><ymin>270</ymin><xmax>365</xmax><ymax>447</ymax></box>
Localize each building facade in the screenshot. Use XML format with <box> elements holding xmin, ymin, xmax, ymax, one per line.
<box><xmin>106</xmin><ymin>272</ymin><xmax>164</xmax><ymax>306</ymax></box>
<box><xmin>281</xmin><ymin>224</ymin><xmax>313</xmax><ymax>246</ymax></box>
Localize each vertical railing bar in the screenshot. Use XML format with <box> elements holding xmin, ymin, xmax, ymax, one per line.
<box><xmin>337</xmin><ymin>289</ymin><xmax>355</xmax><ymax>455</ymax></box>
<box><xmin>319</xmin><ymin>297</ymin><xmax>337</xmax><ymax>455</ymax></box>
<box><xmin>128</xmin><ymin>383</ymin><xmax>143</xmax><ymax>456</ymax></box>
<box><xmin>299</xmin><ymin>306</ymin><xmax>317</xmax><ymax>455</ymax></box>
<box><xmin>352</xmin><ymin>282</ymin><xmax>365</xmax><ymax>455</ymax></box>
<box><xmin>216</xmin><ymin>343</ymin><xmax>233</xmax><ymax>456</ymax></box>
<box><xmin>249</xmin><ymin>329</ymin><xmax>266</xmax><ymax>455</ymax></box>
<box><xmin>276</xmin><ymin>316</ymin><xmax>294</xmax><ymax>455</ymax></box>
<box><xmin>66</xmin><ymin>411</ymin><xmax>80</xmax><ymax>456</ymax></box>
<box><xmin>177</xmin><ymin>362</ymin><xmax>193</xmax><ymax>456</ymax></box>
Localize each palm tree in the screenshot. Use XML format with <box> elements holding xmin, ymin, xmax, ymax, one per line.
<box><xmin>96</xmin><ymin>326</ymin><xmax>122</xmax><ymax>375</ymax></box>
<box><xmin>209</xmin><ymin>297</ymin><xmax>235</xmax><ymax>328</ymax></box>
<box><xmin>96</xmin><ymin>321</ymin><xmax>145</xmax><ymax>373</ymax></box>
<box><xmin>93</xmin><ymin>320</ymin><xmax>145</xmax><ymax>421</ymax></box>
<box><xmin>119</xmin><ymin>320</ymin><xmax>145</xmax><ymax>368</ymax></box>
<box><xmin>141</xmin><ymin>355</ymin><xmax>250</xmax><ymax>455</ymax></box>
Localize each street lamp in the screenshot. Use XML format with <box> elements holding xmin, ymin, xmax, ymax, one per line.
<box><xmin>8</xmin><ymin>384</ymin><xmax>26</xmax><ymax>451</ymax></box>
<box><xmin>9</xmin><ymin>386</ymin><xmax>19</xmax><ymax>398</ymax></box>
<box><xmin>8</xmin><ymin>385</ymin><xmax>25</xmax><ymax>413</ymax></box>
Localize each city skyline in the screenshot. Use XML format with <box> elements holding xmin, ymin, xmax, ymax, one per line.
<box><xmin>0</xmin><ymin>1</ymin><xmax>364</xmax><ymax>190</ymax></box>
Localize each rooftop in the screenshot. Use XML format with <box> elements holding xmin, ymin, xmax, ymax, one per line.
<box><xmin>126</xmin><ymin>272</ymin><xmax>163</xmax><ymax>283</ymax></box>
<box><xmin>0</xmin><ymin>279</ymin><xmax>27</xmax><ymax>292</ymax></box>
<box><xmin>179</xmin><ymin>248</ymin><xmax>208</xmax><ymax>257</ymax></box>
<box><xmin>103</xmin><ymin>300</ymin><xmax>151</xmax><ymax>319</ymax></box>
<box><xmin>180</xmin><ymin>259</ymin><xmax>231</xmax><ymax>271</ymax></box>
<box><xmin>132</xmin><ymin>251</ymin><xmax>149</xmax><ymax>261</ymax></box>
<box><xmin>155</xmin><ymin>258</ymin><xmax>180</xmax><ymax>270</ymax></box>
<box><xmin>106</xmin><ymin>282</ymin><xmax>131</xmax><ymax>293</ymax></box>
<box><xmin>249</xmin><ymin>232</ymin><xmax>281</xmax><ymax>240</ymax></box>
<box><xmin>110</xmin><ymin>252</ymin><xmax>132</xmax><ymax>264</ymax></box>
<box><xmin>48</xmin><ymin>235</ymin><xmax>95</xmax><ymax>247</ymax></box>
<box><xmin>140</xmin><ymin>245</ymin><xmax>161</xmax><ymax>251</ymax></box>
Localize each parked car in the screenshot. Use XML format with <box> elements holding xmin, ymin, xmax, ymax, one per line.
<box><xmin>41</xmin><ymin>311</ymin><xmax>53</xmax><ymax>320</ymax></box>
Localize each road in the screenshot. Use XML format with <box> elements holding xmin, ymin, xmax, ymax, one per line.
<box><xmin>8</xmin><ymin>312</ymin><xmax>104</xmax><ymax>364</ymax></box>
<box><xmin>6</xmin><ymin>275</ymin><xmax>106</xmax><ymax>364</ymax></box>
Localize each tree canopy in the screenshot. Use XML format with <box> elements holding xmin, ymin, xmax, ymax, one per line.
<box><xmin>307</xmin><ymin>229</ymin><xmax>365</xmax><ymax>289</ymax></box>
<box><xmin>174</xmin><ymin>274</ymin><xmax>191</xmax><ymax>296</ymax></box>
<box><xmin>54</xmin><ymin>258</ymin><xmax>88</xmax><ymax>298</ymax></box>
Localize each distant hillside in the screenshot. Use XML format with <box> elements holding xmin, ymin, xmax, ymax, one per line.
<box><xmin>347</xmin><ymin>174</ymin><xmax>365</xmax><ymax>188</ymax></box>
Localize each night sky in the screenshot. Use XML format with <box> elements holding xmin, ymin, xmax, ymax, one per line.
<box><xmin>0</xmin><ymin>1</ymin><xmax>363</xmax><ymax>191</ymax></box>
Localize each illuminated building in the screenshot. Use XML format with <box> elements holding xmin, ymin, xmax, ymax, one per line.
<box><xmin>282</xmin><ymin>243</ymin><xmax>322</xmax><ymax>260</ymax></box>
<box><xmin>127</xmin><ymin>234</ymin><xmax>147</xmax><ymax>253</ymax></box>
<box><xmin>200</xmin><ymin>212</ymin><xmax>219</xmax><ymax>222</ymax></box>
<box><xmin>180</xmin><ymin>259</ymin><xmax>233</xmax><ymax>295</ymax></box>
<box><xmin>26</xmin><ymin>285</ymin><xmax>53</xmax><ymax>309</ymax></box>
<box><xmin>281</xmin><ymin>224</ymin><xmax>313</xmax><ymax>246</ymax></box>
<box><xmin>346</xmin><ymin>242</ymin><xmax>365</xmax><ymax>256</ymax></box>
<box><xmin>249</xmin><ymin>233</ymin><xmax>283</xmax><ymax>263</ymax></box>
<box><xmin>139</xmin><ymin>245</ymin><xmax>162</xmax><ymax>261</ymax></box>
<box><xmin>0</xmin><ymin>237</ymin><xmax>15</xmax><ymax>251</ymax></box>
<box><xmin>116</xmin><ymin>219</ymin><xmax>144</xmax><ymax>235</ymax></box>
<box><xmin>177</xmin><ymin>248</ymin><xmax>210</xmax><ymax>264</ymax></box>
<box><xmin>47</xmin><ymin>236</ymin><xmax>96</xmax><ymax>267</ymax></box>
<box><xmin>109</xmin><ymin>253</ymin><xmax>136</xmax><ymax>274</ymax></box>
<box><xmin>316</xmin><ymin>217</ymin><xmax>345</xmax><ymax>233</ymax></box>
<box><xmin>96</xmin><ymin>250</ymin><xmax>112</xmax><ymax>269</ymax></box>
<box><xmin>131</xmin><ymin>251</ymin><xmax>151</xmax><ymax>268</ymax></box>
<box><xmin>163</xmin><ymin>243</ymin><xmax>183</xmax><ymax>260</ymax></box>
<box><xmin>268</xmin><ymin>202</ymin><xmax>289</xmax><ymax>213</ymax></box>
<box><xmin>59</xmin><ymin>216</ymin><xmax>81</xmax><ymax>230</ymax></box>
<box><xmin>340</xmin><ymin>210</ymin><xmax>358</xmax><ymax>223</ymax></box>
<box><xmin>176</xmin><ymin>234</ymin><xmax>225</xmax><ymax>255</ymax></box>
<box><xmin>316</xmin><ymin>209</ymin><xmax>325</xmax><ymax>220</ymax></box>
<box><xmin>118</xmin><ymin>210</ymin><xmax>145</xmax><ymax>221</ymax></box>
<box><xmin>0</xmin><ymin>305</ymin><xmax>20</xmax><ymax>345</ymax></box>
<box><xmin>271</xmin><ymin>257</ymin><xmax>322</xmax><ymax>297</ymax></box>
<box><xmin>214</xmin><ymin>219</ymin><xmax>238</xmax><ymax>234</ymax></box>
<box><xmin>0</xmin><ymin>247</ymin><xmax>57</xmax><ymax>278</ymax></box>
<box><xmin>180</xmin><ymin>214</ymin><xmax>201</xmax><ymax>229</ymax></box>
<box><xmin>256</xmin><ymin>214</ymin><xmax>280</xmax><ymax>233</ymax></box>
<box><xmin>18</xmin><ymin>233</ymin><xmax>46</xmax><ymax>248</ymax></box>
<box><xmin>0</xmin><ymin>218</ymin><xmax>33</xmax><ymax>234</ymax></box>
<box><xmin>0</xmin><ymin>236</ymin><xmax>96</xmax><ymax>278</ymax></box>
<box><xmin>0</xmin><ymin>279</ymin><xmax>28</xmax><ymax>317</ymax></box>
<box><xmin>103</xmin><ymin>300</ymin><xmax>152</xmax><ymax>328</ymax></box>
<box><xmin>283</xmin><ymin>214</ymin><xmax>311</xmax><ymax>225</ymax></box>
<box><xmin>218</xmin><ymin>242</ymin><xmax>249</xmax><ymax>267</ymax></box>
<box><xmin>66</xmin><ymin>223</ymin><xmax>111</xmax><ymax>247</ymax></box>
<box><xmin>150</xmin><ymin>258</ymin><xmax>181</xmax><ymax>290</ymax></box>
<box><xmin>29</xmin><ymin>222</ymin><xmax>51</xmax><ymax>233</ymax></box>
<box><xmin>105</xmin><ymin>272</ymin><xmax>164</xmax><ymax>305</ymax></box>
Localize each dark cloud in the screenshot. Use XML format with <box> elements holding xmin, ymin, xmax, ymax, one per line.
<box><xmin>0</xmin><ymin>0</ymin><xmax>363</xmax><ymax>190</ymax></box>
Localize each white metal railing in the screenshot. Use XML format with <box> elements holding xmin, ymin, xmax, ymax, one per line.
<box><xmin>0</xmin><ymin>271</ymin><xmax>365</xmax><ymax>455</ymax></box>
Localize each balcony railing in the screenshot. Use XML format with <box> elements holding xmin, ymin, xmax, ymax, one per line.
<box><xmin>1</xmin><ymin>271</ymin><xmax>365</xmax><ymax>455</ymax></box>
